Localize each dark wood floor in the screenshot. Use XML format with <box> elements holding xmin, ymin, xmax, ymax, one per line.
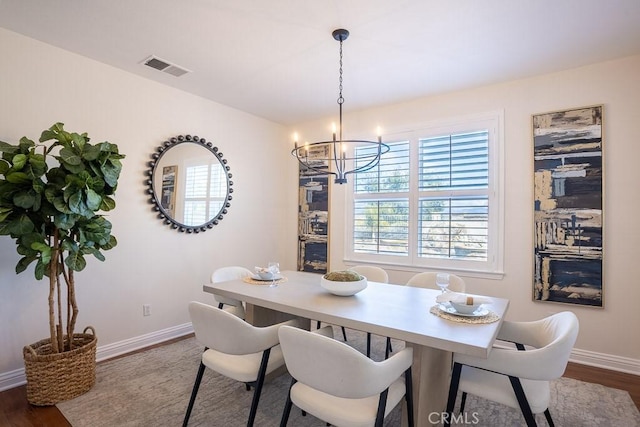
<box><xmin>1</xmin><ymin>339</ymin><xmax>638</xmax><ymax>427</ymax></box>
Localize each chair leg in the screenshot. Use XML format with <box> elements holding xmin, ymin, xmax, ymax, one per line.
<box><xmin>279</xmin><ymin>378</ymin><xmax>296</xmax><ymax>427</ymax></box>
<box><xmin>367</xmin><ymin>333</ymin><xmax>372</xmax><ymax>357</ymax></box>
<box><xmin>341</xmin><ymin>326</ymin><xmax>347</xmax><ymax>341</ymax></box>
<box><xmin>509</xmin><ymin>376</ymin><xmax>538</xmax><ymax>427</ymax></box>
<box><xmin>544</xmin><ymin>408</ymin><xmax>555</xmax><ymax>427</ymax></box>
<box><xmin>183</xmin><ymin>356</ymin><xmax>207</xmax><ymax>427</ymax></box>
<box><xmin>444</xmin><ymin>362</ymin><xmax>462</xmax><ymax>426</ymax></box>
<box><xmin>247</xmin><ymin>348</ymin><xmax>271</xmax><ymax>427</ymax></box>
<box><xmin>460</xmin><ymin>392</ymin><xmax>468</xmax><ymax>413</ymax></box>
<box><xmin>404</xmin><ymin>367</ymin><xmax>414</xmax><ymax>427</ymax></box>
<box><xmin>385</xmin><ymin>337</ymin><xmax>392</xmax><ymax>359</ymax></box>
<box><xmin>374</xmin><ymin>388</ymin><xmax>389</xmax><ymax>427</ymax></box>
<box><xmin>316</xmin><ymin>320</ymin><xmax>321</xmax><ymax>329</ymax></box>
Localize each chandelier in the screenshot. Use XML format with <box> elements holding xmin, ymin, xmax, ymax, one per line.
<box><xmin>291</xmin><ymin>28</ymin><xmax>390</xmax><ymax>184</ymax></box>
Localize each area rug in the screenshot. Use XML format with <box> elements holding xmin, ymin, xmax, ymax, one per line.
<box><xmin>57</xmin><ymin>329</ymin><xmax>640</xmax><ymax>426</ymax></box>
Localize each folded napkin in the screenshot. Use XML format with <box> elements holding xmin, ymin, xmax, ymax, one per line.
<box><xmin>436</xmin><ymin>291</ymin><xmax>492</xmax><ymax>305</ymax></box>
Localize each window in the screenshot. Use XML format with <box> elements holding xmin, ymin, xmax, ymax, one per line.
<box><xmin>346</xmin><ymin>112</ymin><xmax>504</xmax><ymax>276</ymax></box>
<box><xmin>182</xmin><ymin>161</ymin><xmax>226</xmax><ymax>226</ymax></box>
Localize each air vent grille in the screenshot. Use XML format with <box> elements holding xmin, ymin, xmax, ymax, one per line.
<box><xmin>142</xmin><ymin>55</ymin><xmax>190</xmax><ymax>77</ymax></box>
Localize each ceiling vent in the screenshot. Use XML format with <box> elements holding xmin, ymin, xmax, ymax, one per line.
<box><xmin>142</xmin><ymin>55</ymin><xmax>190</xmax><ymax>77</ymax></box>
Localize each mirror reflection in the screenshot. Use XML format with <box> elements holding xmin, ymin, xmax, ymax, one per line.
<box><xmin>146</xmin><ymin>135</ymin><xmax>233</xmax><ymax>233</ymax></box>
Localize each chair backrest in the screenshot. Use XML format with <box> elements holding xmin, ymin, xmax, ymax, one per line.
<box><xmin>348</xmin><ymin>265</ymin><xmax>389</xmax><ymax>283</ymax></box>
<box><xmin>210</xmin><ymin>266</ymin><xmax>252</xmax><ymax>307</ymax></box>
<box><xmin>278</xmin><ymin>325</ymin><xmax>413</xmax><ymax>399</ymax></box>
<box><xmin>518</xmin><ymin>311</ymin><xmax>580</xmax><ymax>380</ymax></box>
<box><xmin>188</xmin><ymin>301</ymin><xmax>279</xmax><ymax>355</ymax></box>
<box><xmin>406</xmin><ymin>272</ymin><xmax>466</xmax><ymax>292</ymax></box>
<box><xmin>458</xmin><ymin>311</ymin><xmax>579</xmax><ymax>382</ymax></box>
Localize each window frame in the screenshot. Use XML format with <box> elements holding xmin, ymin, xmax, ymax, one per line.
<box><xmin>344</xmin><ymin>111</ymin><xmax>505</xmax><ymax>278</ymax></box>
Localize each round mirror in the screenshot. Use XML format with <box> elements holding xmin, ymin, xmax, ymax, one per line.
<box><xmin>145</xmin><ymin>134</ymin><xmax>233</xmax><ymax>233</ymax></box>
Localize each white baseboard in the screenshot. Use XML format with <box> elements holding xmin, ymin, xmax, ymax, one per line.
<box><xmin>95</xmin><ymin>322</ymin><xmax>193</xmax><ymax>362</ymax></box>
<box><xmin>0</xmin><ymin>322</ymin><xmax>193</xmax><ymax>392</ymax></box>
<box><xmin>570</xmin><ymin>348</ymin><xmax>640</xmax><ymax>376</ymax></box>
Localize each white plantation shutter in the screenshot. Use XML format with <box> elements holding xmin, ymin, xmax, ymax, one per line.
<box><xmin>183</xmin><ymin>162</ymin><xmax>226</xmax><ymax>226</ymax></box>
<box><xmin>418</xmin><ymin>131</ymin><xmax>489</xmax><ymax>261</ymax></box>
<box><xmin>353</xmin><ymin>142</ymin><xmax>410</xmax><ymax>255</ymax></box>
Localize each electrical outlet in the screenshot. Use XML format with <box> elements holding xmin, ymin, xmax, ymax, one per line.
<box><xmin>143</xmin><ymin>304</ymin><xmax>151</xmax><ymax>316</ymax></box>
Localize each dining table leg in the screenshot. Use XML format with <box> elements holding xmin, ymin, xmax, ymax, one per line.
<box><xmin>402</xmin><ymin>343</ymin><xmax>452</xmax><ymax>427</ymax></box>
<box><xmin>245</xmin><ymin>303</ymin><xmax>310</xmax><ymax>329</ymax></box>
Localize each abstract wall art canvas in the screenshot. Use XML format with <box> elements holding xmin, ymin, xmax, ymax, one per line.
<box><xmin>533</xmin><ymin>105</ymin><xmax>603</xmax><ymax>307</ymax></box>
<box><xmin>297</xmin><ymin>145</ymin><xmax>330</xmax><ymax>273</ymax></box>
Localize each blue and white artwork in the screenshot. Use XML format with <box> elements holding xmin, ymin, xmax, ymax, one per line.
<box><xmin>298</xmin><ymin>145</ymin><xmax>330</xmax><ymax>273</ymax></box>
<box><xmin>533</xmin><ymin>105</ymin><xmax>603</xmax><ymax>307</ymax></box>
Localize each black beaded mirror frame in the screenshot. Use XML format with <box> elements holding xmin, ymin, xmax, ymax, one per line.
<box><xmin>145</xmin><ymin>134</ymin><xmax>233</xmax><ymax>233</ymax></box>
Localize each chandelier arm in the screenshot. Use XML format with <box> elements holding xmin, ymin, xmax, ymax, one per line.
<box><xmin>293</xmin><ymin>158</ymin><xmax>337</xmax><ymax>178</ymax></box>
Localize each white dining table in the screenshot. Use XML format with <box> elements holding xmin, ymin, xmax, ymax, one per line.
<box><xmin>203</xmin><ymin>270</ymin><xmax>509</xmax><ymax>426</ymax></box>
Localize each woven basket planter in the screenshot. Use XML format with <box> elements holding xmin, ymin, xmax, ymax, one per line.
<box><xmin>23</xmin><ymin>326</ymin><xmax>97</xmax><ymax>406</ymax></box>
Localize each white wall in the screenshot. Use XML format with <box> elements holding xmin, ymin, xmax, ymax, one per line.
<box><xmin>0</xmin><ymin>28</ymin><xmax>299</xmax><ymax>383</ymax></box>
<box><xmin>292</xmin><ymin>55</ymin><xmax>640</xmax><ymax>372</ymax></box>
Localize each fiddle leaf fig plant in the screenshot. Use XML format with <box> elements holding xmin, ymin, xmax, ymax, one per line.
<box><xmin>0</xmin><ymin>123</ymin><xmax>125</xmax><ymax>353</ymax></box>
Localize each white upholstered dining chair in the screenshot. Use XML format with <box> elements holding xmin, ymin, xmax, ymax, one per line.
<box><xmin>278</xmin><ymin>325</ymin><xmax>415</xmax><ymax>427</ymax></box>
<box><xmin>406</xmin><ymin>271</ymin><xmax>466</xmax><ymax>292</ymax></box>
<box><xmin>210</xmin><ymin>266</ymin><xmax>252</xmax><ymax>319</ymax></box>
<box><xmin>444</xmin><ymin>311</ymin><xmax>579</xmax><ymax>427</ymax></box>
<box><xmin>183</xmin><ymin>301</ymin><xmax>300</xmax><ymax>427</ymax></box>
<box><xmin>348</xmin><ymin>265</ymin><xmax>393</xmax><ymax>358</ymax></box>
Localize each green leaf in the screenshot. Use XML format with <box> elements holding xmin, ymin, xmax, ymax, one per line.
<box><xmin>5</xmin><ymin>171</ymin><xmax>31</xmax><ymax>184</ymax></box>
<box><xmin>65</xmin><ymin>251</ymin><xmax>87</xmax><ymax>272</ymax></box>
<box><xmin>82</xmin><ymin>144</ymin><xmax>101</xmax><ymax>161</ymax></box>
<box><xmin>46</xmin><ymin>167</ymin><xmax>67</xmax><ymax>187</ymax></box>
<box><xmin>70</xmin><ymin>132</ymin><xmax>86</xmax><ymax>150</ymax></box>
<box><xmin>0</xmin><ymin>140</ymin><xmax>20</xmax><ymax>154</ymax></box>
<box><xmin>100</xmin><ymin>196</ymin><xmax>116</xmax><ymax>211</ymax></box>
<box><xmin>12</xmin><ymin>154</ymin><xmax>27</xmax><ymax>170</ymax></box>
<box><xmin>101</xmin><ymin>234</ymin><xmax>117</xmax><ymax>250</ymax></box>
<box><xmin>88</xmin><ymin>246</ymin><xmax>105</xmax><ymax>262</ymax></box>
<box><xmin>34</xmin><ymin>259</ymin><xmax>45</xmax><ymax>279</ymax></box>
<box><xmin>13</xmin><ymin>190</ymin><xmax>37</xmax><ymax>209</ymax></box>
<box><xmin>101</xmin><ymin>162</ymin><xmax>120</xmax><ymax>187</ymax></box>
<box><xmin>52</xmin><ymin>196</ymin><xmax>73</xmax><ymax>214</ymax></box>
<box><xmin>54</xmin><ymin>213</ymin><xmax>77</xmax><ymax>230</ymax></box>
<box><xmin>39</xmin><ymin>129</ymin><xmax>58</xmax><ymax>143</ymax></box>
<box><xmin>16</xmin><ymin>255</ymin><xmax>38</xmax><ymax>275</ymax></box>
<box><xmin>31</xmin><ymin>242</ymin><xmax>52</xmax><ymax>265</ymax></box>
<box><xmin>18</xmin><ymin>137</ymin><xmax>36</xmax><ymax>151</ymax></box>
<box><xmin>0</xmin><ymin>210</ymin><xmax>11</xmax><ymax>223</ymax></box>
<box><xmin>68</xmin><ymin>191</ymin><xmax>85</xmax><ymax>214</ymax></box>
<box><xmin>28</xmin><ymin>154</ymin><xmax>47</xmax><ymax>176</ymax></box>
<box><xmin>85</xmin><ymin>188</ymin><xmax>102</xmax><ymax>211</ymax></box>
<box><xmin>0</xmin><ymin>159</ymin><xmax>10</xmax><ymax>174</ymax></box>
<box><xmin>59</xmin><ymin>147</ymin><xmax>82</xmax><ymax>166</ymax></box>
<box><xmin>9</xmin><ymin>214</ymin><xmax>35</xmax><ymax>234</ymax></box>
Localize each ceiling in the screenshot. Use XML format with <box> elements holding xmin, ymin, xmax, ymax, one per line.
<box><xmin>1</xmin><ymin>1</ymin><xmax>640</xmax><ymax>125</ymax></box>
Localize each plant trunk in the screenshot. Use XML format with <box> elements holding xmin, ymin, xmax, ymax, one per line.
<box><xmin>67</xmin><ymin>269</ymin><xmax>78</xmax><ymax>349</ymax></box>
<box><xmin>48</xmin><ymin>231</ymin><xmax>59</xmax><ymax>353</ymax></box>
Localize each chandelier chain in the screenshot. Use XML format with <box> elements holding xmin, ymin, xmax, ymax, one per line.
<box><xmin>337</xmin><ymin>38</ymin><xmax>344</xmax><ymax>106</ymax></box>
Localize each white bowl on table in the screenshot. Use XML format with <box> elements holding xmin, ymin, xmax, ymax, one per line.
<box><xmin>257</xmin><ymin>271</ymin><xmax>275</xmax><ymax>280</ymax></box>
<box><xmin>320</xmin><ymin>276</ymin><xmax>367</xmax><ymax>296</ymax></box>
<box><xmin>450</xmin><ymin>301</ymin><xmax>482</xmax><ymax>315</ymax></box>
